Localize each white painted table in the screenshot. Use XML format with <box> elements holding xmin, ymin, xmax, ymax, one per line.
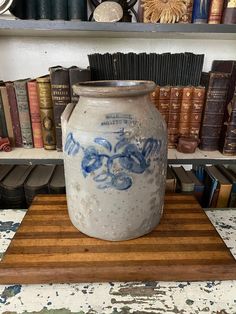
<box><xmin>0</xmin><ymin>208</ymin><xmax>236</xmax><ymax>313</ymax></box>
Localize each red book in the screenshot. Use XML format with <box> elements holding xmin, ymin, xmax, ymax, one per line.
<box><xmin>27</xmin><ymin>80</ymin><xmax>43</xmax><ymax>148</ymax></box>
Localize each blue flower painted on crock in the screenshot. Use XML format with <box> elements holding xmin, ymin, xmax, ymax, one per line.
<box><xmin>64</xmin><ymin>131</ymin><xmax>161</xmax><ymax>190</ymax></box>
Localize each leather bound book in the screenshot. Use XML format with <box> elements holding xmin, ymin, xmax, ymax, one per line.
<box><xmin>165</xmin><ymin>166</ymin><xmax>176</xmax><ymax>193</ymax></box>
<box><xmin>49</xmin><ymin>66</ymin><xmax>71</xmax><ymax>151</ymax></box>
<box><xmin>14</xmin><ymin>79</ymin><xmax>34</xmax><ymax>149</ymax></box>
<box><xmin>36</xmin><ymin>75</ymin><xmax>56</xmax><ymax>150</ymax></box>
<box><xmin>158</xmin><ymin>86</ymin><xmax>171</xmax><ymax>125</ymax></box>
<box><xmin>0</xmin><ymin>87</ymin><xmax>8</xmax><ymax>138</ymax></box>
<box><xmin>0</xmin><ymin>85</ymin><xmax>15</xmax><ymax>146</ymax></box>
<box><xmin>192</xmin><ymin>0</ymin><xmax>211</xmax><ymax>23</ymax></box>
<box><xmin>69</xmin><ymin>66</ymin><xmax>91</xmax><ymax>104</ymax></box>
<box><xmin>49</xmin><ymin>165</ymin><xmax>66</xmax><ymax>194</ymax></box>
<box><xmin>171</xmin><ymin>166</ymin><xmax>195</xmax><ymax>193</ymax></box>
<box><xmin>5</xmin><ymin>82</ymin><xmax>22</xmax><ymax>147</ymax></box>
<box><xmin>24</xmin><ymin>165</ymin><xmax>55</xmax><ymax>206</ymax></box>
<box><xmin>150</xmin><ymin>85</ymin><xmax>160</xmax><ymax>109</ymax></box>
<box><xmin>25</xmin><ymin>0</ymin><xmax>37</xmax><ymax>19</ymax></box>
<box><xmin>199</xmin><ymin>72</ymin><xmax>230</xmax><ymax>151</ymax></box>
<box><xmin>52</xmin><ymin>0</ymin><xmax>68</xmax><ymax>20</ymax></box>
<box><xmin>208</xmin><ymin>0</ymin><xmax>224</xmax><ymax>24</ymax></box>
<box><xmin>179</xmin><ymin>0</ymin><xmax>193</xmax><ymax>23</ymax></box>
<box><xmin>68</xmin><ymin>0</ymin><xmax>88</xmax><ymax>21</ymax></box>
<box><xmin>168</xmin><ymin>86</ymin><xmax>183</xmax><ymax>148</ymax></box>
<box><xmin>179</xmin><ymin>86</ymin><xmax>193</xmax><ymax>137</ymax></box>
<box><xmin>36</xmin><ymin>0</ymin><xmax>52</xmax><ymax>20</ymax></box>
<box><xmin>222</xmin><ymin>0</ymin><xmax>236</xmax><ymax>24</ymax></box>
<box><xmin>27</xmin><ymin>80</ymin><xmax>43</xmax><ymax>148</ymax></box>
<box><xmin>189</xmin><ymin>86</ymin><xmax>205</xmax><ymax>138</ymax></box>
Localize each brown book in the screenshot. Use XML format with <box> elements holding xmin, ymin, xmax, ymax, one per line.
<box><xmin>5</xmin><ymin>82</ymin><xmax>22</xmax><ymax>147</ymax></box>
<box><xmin>171</xmin><ymin>166</ymin><xmax>195</xmax><ymax>193</ymax></box>
<box><xmin>27</xmin><ymin>80</ymin><xmax>43</xmax><ymax>148</ymax></box>
<box><xmin>189</xmin><ymin>86</ymin><xmax>205</xmax><ymax>139</ymax></box>
<box><xmin>168</xmin><ymin>86</ymin><xmax>183</xmax><ymax>148</ymax></box>
<box><xmin>179</xmin><ymin>86</ymin><xmax>193</xmax><ymax>137</ymax></box>
<box><xmin>13</xmin><ymin>79</ymin><xmax>33</xmax><ymax>149</ymax></box>
<box><xmin>49</xmin><ymin>66</ymin><xmax>71</xmax><ymax>151</ymax></box>
<box><xmin>165</xmin><ymin>166</ymin><xmax>176</xmax><ymax>193</ymax></box>
<box><xmin>200</xmin><ymin>72</ymin><xmax>230</xmax><ymax>151</ymax></box>
<box><xmin>150</xmin><ymin>85</ymin><xmax>160</xmax><ymax>109</ymax></box>
<box><xmin>69</xmin><ymin>66</ymin><xmax>91</xmax><ymax>104</ymax></box>
<box><xmin>186</xmin><ymin>170</ymin><xmax>204</xmax><ymax>204</ymax></box>
<box><xmin>222</xmin><ymin>0</ymin><xmax>236</xmax><ymax>24</ymax></box>
<box><xmin>0</xmin><ymin>85</ymin><xmax>8</xmax><ymax>139</ymax></box>
<box><xmin>36</xmin><ymin>75</ymin><xmax>56</xmax><ymax>150</ymax></box>
<box><xmin>179</xmin><ymin>0</ymin><xmax>193</xmax><ymax>23</ymax></box>
<box><xmin>208</xmin><ymin>0</ymin><xmax>224</xmax><ymax>24</ymax></box>
<box><xmin>158</xmin><ymin>86</ymin><xmax>171</xmax><ymax>125</ymax></box>
<box><xmin>0</xmin><ymin>85</ymin><xmax>15</xmax><ymax>146</ymax></box>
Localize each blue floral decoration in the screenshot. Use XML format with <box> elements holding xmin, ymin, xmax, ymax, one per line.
<box><xmin>64</xmin><ymin>130</ymin><xmax>162</xmax><ymax>191</ymax></box>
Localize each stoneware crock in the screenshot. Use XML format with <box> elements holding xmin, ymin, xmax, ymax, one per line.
<box><xmin>62</xmin><ymin>80</ymin><xmax>167</xmax><ymax>241</ymax></box>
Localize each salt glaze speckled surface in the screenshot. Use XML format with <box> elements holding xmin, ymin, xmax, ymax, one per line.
<box><xmin>62</xmin><ymin>80</ymin><xmax>167</xmax><ymax>241</ymax></box>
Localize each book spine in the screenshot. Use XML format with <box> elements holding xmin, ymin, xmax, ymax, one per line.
<box><xmin>27</xmin><ymin>81</ymin><xmax>44</xmax><ymax>148</ymax></box>
<box><xmin>222</xmin><ymin>0</ymin><xmax>236</xmax><ymax>24</ymax></box>
<box><xmin>168</xmin><ymin>87</ymin><xmax>183</xmax><ymax>148</ymax></box>
<box><xmin>25</xmin><ymin>0</ymin><xmax>37</xmax><ymax>19</ymax></box>
<box><xmin>14</xmin><ymin>80</ymin><xmax>34</xmax><ymax>149</ymax></box>
<box><xmin>5</xmin><ymin>82</ymin><xmax>22</xmax><ymax>147</ymax></box>
<box><xmin>179</xmin><ymin>86</ymin><xmax>193</xmax><ymax>137</ymax></box>
<box><xmin>37</xmin><ymin>76</ymin><xmax>56</xmax><ymax>150</ymax></box>
<box><xmin>50</xmin><ymin>67</ymin><xmax>71</xmax><ymax>151</ymax></box>
<box><xmin>0</xmin><ymin>91</ymin><xmax>8</xmax><ymax>138</ymax></box>
<box><xmin>192</xmin><ymin>0</ymin><xmax>211</xmax><ymax>23</ymax></box>
<box><xmin>0</xmin><ymin>86</ymin><xmax>15</xmax><ymax>146</ymax></box>
<box><xmin>208</xmin><ymin>0</ymin><xmax>224</xmax><ymax>24</ymax></box>
<box><xmin>158</xmin><ymin>86</ymin><xmax>171</xmax><ymax>125</ymax></box>
<box><xmin>69</xmin><ymin>67</ymin><xmax>91</xmax><ymax>104</ymax></box>
<box><xmin>189</xmin><ymin>86</ymin><xmax>205</xmax><ymax>138</ymax></box>
<box><xmin>179</xmin><ymin>0</ymin><xmax>193</xmax><ymax>23</ymax></box>
<box><xmin>200</xmin><ymin>73</ymin><xmax>230</xmax><ymax>151</ymax></box>
<box><xmin>52</xmin><ymin>0</ymin><xmax>68</xmax><ymax>20</ymax></box>
<box><xmin>68</xmin><ymin>0</ymin><xmax>88</xmax><ymax>21</ymax></box>
<box><xmin>36</xmin><ymin>0</ymin><xmax>51</xmax><ymax>19</ymax></box>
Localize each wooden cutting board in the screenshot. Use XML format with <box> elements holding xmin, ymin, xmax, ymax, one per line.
<box><xmin>0</xmin><ymin>194</ymin><xmax>236</xmax><ymax>284</ymax></box>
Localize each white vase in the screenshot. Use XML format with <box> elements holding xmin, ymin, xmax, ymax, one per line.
<box><xmin>62</xmin><ymin>80</ymin><xmax>167</xmax><ymax>241</ymax></box>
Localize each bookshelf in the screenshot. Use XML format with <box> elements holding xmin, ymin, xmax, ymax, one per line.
<box><xmin>0</xmin><ymin>19</ymin><xmax>236</xmax><ymax>164</ymax></box>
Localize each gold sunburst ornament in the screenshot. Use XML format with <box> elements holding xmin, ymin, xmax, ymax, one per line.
<box><xmin>142</xmin><ymin>0</ymin><xmax>187</xmax><ymax>23</ymax></box>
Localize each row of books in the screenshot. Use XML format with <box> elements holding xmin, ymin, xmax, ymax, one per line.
<box><xmin>0</xmin><ymin>164</ymin><xmax>65</xmax><ymax>209</ymax></box>
<box><xmin>141</xmin><ymin>0</ymin><xmax>236</xmax><ymax>25</ymax></box>
<box><xmin>167</xmin><ymin>164</ymin><xmax>236</xmax><ymax>208</ymax></box>
<box><xmin>0</xmin><ymin>66</ymin><xmax>90</xmax><ymax>151</ymax></box>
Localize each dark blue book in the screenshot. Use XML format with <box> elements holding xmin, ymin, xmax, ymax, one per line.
<box><xmin>192</xmin><ymin>0</ymin><xmax>211</xmax><ymax>23</ymax></box>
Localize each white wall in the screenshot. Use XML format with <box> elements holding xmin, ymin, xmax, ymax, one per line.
<box><xmin>1</xmin><ymin>36</ymin><xmax>236</xmax><ymax>81</ymax></box>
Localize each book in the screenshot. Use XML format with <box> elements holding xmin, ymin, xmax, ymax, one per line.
<box><xmin>68</xmin><ymin>0</ymin><xmax>87</xmax><ymax>21</ymax></box>
<box><xmin>36</xmin><ymin>75</ymin><xmax>56</xmax><ymax>150</ymax></box>
<box><xmin>165</xmin><ymin>166</ymin><xmax>176</xmax><ymax>193</ymax></box>
<box><xmin>216</xmin><ymin>165</ymin><xmax>236</xmax><ymax>207</ymax></box>
<box><xmin>14</xmin><ymin>79</ymin><xmax>34</xmax><ymax>149</ymax></box>
<box><xmin>49</xmin><ymin>66</ymin><xmax>71</xmax><ymax>151</ymax></box>
<box><xmin>150</xmin><ymin>85</ymin><xmax>160</xmax><ymax>109</ymax></box>
<box><xmin>0</xmin><ymin>85</ymin><xmax>15</xmax><ymax>146</ymax></box>
<box><xmin>36</xmin><ymin>0</ymin><xmax>52</xmax><ymax>19</ymax></box>
<box><xmin>208</xmin><ymin>0</ymin><xmax>224</xmax><ymax>24</ymax></box>
<box><xmin>201</xmin><ymin>166</ymin><xmax>219</xmax><ymax>207</ymax></box>
<box><xmin>27</xmin><ymin>80</ymin><xmax>44</xmax><ymax>148</ymax></box>
<box><xmin>0</xmin><ymin>164</ymin><xmax>14</xmax><ymax>209</ymax></box>
<box><xmin>186</xmin><ymin>169</ymin><xmax>204</xmax><ymax>204</ymax></box>
<box><xmin>158</xmin><ymin>86</ymin><xmax>171</xmax><ymax>125</ymax></box>
<box><xmin>51</xmin><ymin>0</ymin><xmax>68</xmax><ymax>20</ymax></box>
<box><xmin>192</xmin><ymin>0</ymin><xmax>211</xmax><ymax>23</ymax></box>
<box><xmin>179</xmin><ymin>86</ymin><xmax>193</xmax><ymax>137</ymax></box>
<box><xmin>5</xmin><ymin>82</ymin><xmax>22</xmax><ymax>147</ymax></box>
<box><xmin>200</xmin><ymin>72</ymin><xmax>231</xmax><ymax>151</ymax></box>
<box><xmin>0</xmin><ymin>85</ymin><xmax>8</xmax><ymax>138</ymax></box>
<box><xmin>222</xmin><ymin>0</ymin><xmax>236</xmax><ymax>24</ymax></box>
<box><xmin>49</xmin><ymin>165</ymin><xmax>66</xmax><ymax>194</ymax></box>
<box><xmin>69</xmin><ymin>66</ymin><xmax>91</xmax><ymax>104</ymax></box>
<box><xmin>189</xmin><ymin>86</ymin><xmax>205</xmax><ymax>139</ymax></box>
<box><xmin>171</xmin><ymin>166</ymin><xmax>195</xmax><ymax>193</ymax></box>
<box><xmin>25</xmin><ymin>0</ymin><xmax>37</xmax><ymax>19</ymax></box>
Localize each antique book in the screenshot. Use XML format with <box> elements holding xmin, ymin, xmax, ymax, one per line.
<box><xmin>222</xmin><ymin>0</ymin><xmax>236</xmax><ymax>24</ymax></box>
<box><xmin>14</xmin><ymin>79</ymin><xmax>34</xmax><ymax>149</ymax></box>
<box><xmin>68</xmin><ymin>0</ymin><xmax>87</xmax><ymax>21</ymax></box>
<box><xmin>216</xmin><ymin>165</ymin><xmax>236</xmax><ymax>207</ymax></box>
<box><xmin>158</xmin><ymin>86</ymin><xmax>171</xmax><ymax>125</ymax></box>
<box><xmin>0</xmin><ymin>87</ymin><xmax>8</xmax><ymax>138</ymax></box>
<box><xmin>69</xmin><ymin>66</ymin><xmax>91</xmax><ymax>104</ymax></box>
<box><xmin>49</xmin><ymin>165</ymin><xmax>66</xmax><ymax>194</ymax></box>
<box><xmin>192</xmin><ymin>0</ymin><xmax>211</xmax><ymax>23</ymax></box>
<box><xmin>168</xmin><ymin>86</ymin><xmax>183</xmax><ymax>148</ymax></box>
<box><xmin>186</xmin><ymin>169</ymin><xmax>204</xmax><ymax>204</ymax></box>
<box><xmin>179</xmin><ymin>86</ymin><xmax>193</xmax><ymax>137</ymax></box>
<box><xmin>25</xmin><ymin>0</ymin><xmax>37</xmax><ymax>19</ymax></box>
<box><xmin>150</xmin><ymin>85</ymin><xmax>160</xmax><ymax>109</ymax></box>
<box><xmin>0</xmin><ymin>85</ymin><xmax>15</xmax><ymax>146</ymax></box>
<box><xmin>24</xmin><ymin>165</ymin><xmax>55</xmax><ymax>206</ymax></box>
<box><xmin>189</xmin><ymin>86</ymin><xmax>205</xmax><ymax>139</ymax></box>
<box><xmin>27</xmin><ymin>80</ymin><xmax>43</xmax><ymax>148</ymax></box>
<box><xmin>5</xmin><ymin>82</ymin><xmax>22</xmax><ymax>147</ymax></box>
<box><xmin>49</xmin><ymin>66</ymin><xmax>71</xmax><ymax>151</ymax></box>
<box><xmin>200</xmin><ymin>72</ymin><xmax>230</xmax><ymax>151</ymax></box>
<box><xmin>36</xmin><ymin>0</ymin><xmax>52</xmax><ymax>19</ymax></box>
<box><xmin>165</xmin><ymin>166</ymin><xmax>176</xmax><ymax>193</ymax></box>
<box><xmin>208</xmin><ymin>0</ymin><xmax>224</xmax><ymax>24</ymax></box>
<box><xmin>36</xmin><ymin>75</ymin><xmax>56</xmax><ymax>150</ymax></box>
<box><xmin>179</xmin><ymin>0</ymin><xmax>193</xmax><ymax>23</ymax></box>
<box><xmin>201</xmin><ymin>166</ymin><xmax>219</xmax><ymax>207</ymax></box>
<box><xmin>51</xmin><ymin>0</ymin><xmax>68</xmax><ymax>20</ymax></box>
<box><xmin>171</xmin><ymin>166</ymin><xmax>195</xmax><ymax>193</ymax></box>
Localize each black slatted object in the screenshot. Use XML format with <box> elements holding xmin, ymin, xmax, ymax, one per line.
<box><xmin>24</xmin><ymin>165</ymin><xmax>55</xmax><ymax>206</ymax></box>
<box><xmin>52</xmin><ymin>0</ymin><xmax>68</xmax><ymax>20</ymax></box>
<box><xmin>25</xmin><ymin>0</ymin><xmax>37</xmax><ymax>19</ymax></box>
<box><xmin>49</xmin><ymin>165</ymin><xmax>66</xmax><ymax>194</ymax></box>
<box><xmin>36</xmin><ymin>0</ymin><xmax>52</xmax><ymax>19</ymax></box>
<box><xmin>0</xmin><ymin>165</ymin><xmax>15</xmax><ymax>209</ymax></box>
<box><xmin>68</xmin><ymin>0</ymin><xmax>87</xmax><ymax>21</ymax></box>
<box><xmin>9</xmin><ymin>0</ymin><xmax>26</xmax><ymax>19</ymax></box>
